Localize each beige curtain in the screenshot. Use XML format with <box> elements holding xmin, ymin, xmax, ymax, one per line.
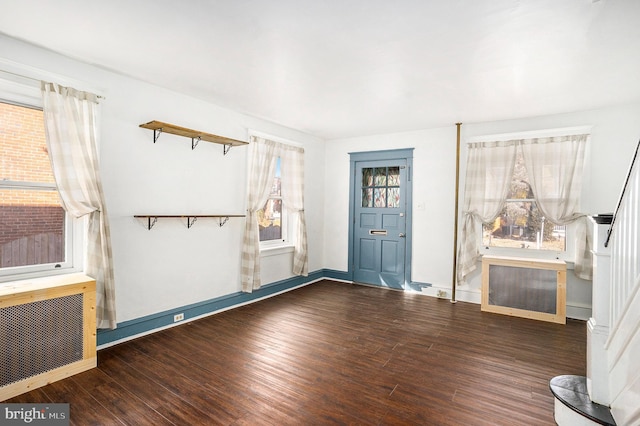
<box><xmin>521</xmin><ymin>134</ymin><xmax>591</xmax><ymax>279</ymax></box>
<box><xmin>240</xmin><ymin>138</ymin><xmax>278</xmax><ymax>292</ymax></box>
<box><xmin>240</xmin><ymin>136</ymin><xmax>307</xmax><ymax>292</ymax></box>
<box><xmin>41</xmin><ymin>82</ymin><xmax>116</xmax><ymax>329</ymax></box>
<box><xmin>280</xmin><ymin>144</ymin><xmax>308</xmax><ymax>277</ymax></box>
<box><xmin>457</xmin><ymin>141</ymin><xmax>517</xmax><ymax>284</ymax></box>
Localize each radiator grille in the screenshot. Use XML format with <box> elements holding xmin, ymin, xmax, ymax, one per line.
<box><xmin>1</xmin><ymin>294</ymin><xmax>84</xmax><ymax>387</ymax></box>
<box><xmin>488</xmin><ymin>264</ymin><xmax>558</xmax><ymax>314</ymax></box>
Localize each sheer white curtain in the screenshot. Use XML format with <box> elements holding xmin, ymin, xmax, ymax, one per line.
<box><xmin>241</xmin><ymin>136</ymin><xmax>308</xmax><ymax>292</ymax></box>
<box><xmin>41</xmin><ymin>82</ymin><xmax>116</xmax><ymax>329</ymax></box>
<box><xmin>521</xmin><ymin>134</ymin><xmax>591</xmax><ymax>279</ymax></box>
<box><xmin>457</xmin><ymin>141</ymin><xmax>518</xmax><ymax>283</ymax></box>
<box><xmin>280</xmin><ymin>144</ymin><xmax>308</xmax><ymax>277</ymax></box>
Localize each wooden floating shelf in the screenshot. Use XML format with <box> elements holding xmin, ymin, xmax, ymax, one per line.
<box><xmin>140</xmin><ymin>120</ymin><xmax>248</xmax><ymax>153</ymax></box>
<box><xmin>135</xmin><ymin>214</ymin><xmax>245</xmax><ymax>230</ymax></box>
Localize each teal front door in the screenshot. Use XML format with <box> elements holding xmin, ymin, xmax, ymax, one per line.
<box><xmin>353</xmin><ymin>159</ymin><xmax>407</xmax><ymax>289</ymax></box>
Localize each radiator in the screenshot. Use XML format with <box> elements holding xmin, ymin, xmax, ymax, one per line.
<box><xmin>0</xmin><ymin>274</ymin><xmax>96</xmax><ymax>401</ymax></box>
<box><xmin>481</xmin><ymin>255</ymin><xmax>566</xmax><ymax>324</ymax></box>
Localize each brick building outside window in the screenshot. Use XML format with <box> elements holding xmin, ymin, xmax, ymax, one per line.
<box><xmin>0</xmin><ymin>101</ymin><xmax>66</xmax><ymax>270</ymax></box>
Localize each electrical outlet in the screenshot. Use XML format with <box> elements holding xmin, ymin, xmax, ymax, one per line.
<box><xmin>173</xmin><ymin>313</ymin><xmax>184</xmax><ymax>322</ymax></box>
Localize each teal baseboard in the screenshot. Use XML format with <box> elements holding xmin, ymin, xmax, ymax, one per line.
<box><xmin>97</xmin><ymin>270</ymin><xmax>433</xmax><ymax>347</ymax></box>
<box><xmin>98</xmin><ymin>269</ymin><xmax>328</xmax><ymax>347</ymax></box>
<box><xmin>321</xmin><ymin>269</ymin><xmax>351</xmax><ymax>281</ymax></box>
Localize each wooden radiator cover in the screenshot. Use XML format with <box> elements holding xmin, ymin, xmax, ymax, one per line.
<box><xmin>481</xmin><ymin>255</ymin><xmax>566</xmax><ymax>324</ymax></box>
<box><xmin>0</xmin><ymin>274</ymin><xmax>96</xmax><ymax>401</ymax></box>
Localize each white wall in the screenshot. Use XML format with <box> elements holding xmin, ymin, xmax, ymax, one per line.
<box><xmin>4</xmin><ymin>31</ymin><xmax>640</xmax><ymax>326</ymax></box>
<box><xmin>324</xmin><ymin>102</ymin><xmax>640</xmax><ymax>316</ymax></box>
<box><xmin>323</xmin><ymin>127</ymin><xmax>457</xmax><ymax>289</ymax></box>
<box><xmin>0</xmin><ymin>34</ymin><xmax>325</xmax><ymax>324</ymax></box>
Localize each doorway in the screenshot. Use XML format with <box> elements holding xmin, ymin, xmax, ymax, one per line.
<box><xmin>349</xmin><ymin>149</ymin><xmax>413</xmax><ymax>289</ymax></box>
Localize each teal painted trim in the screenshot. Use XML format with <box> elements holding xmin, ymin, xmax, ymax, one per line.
<box><xmin>322</xmin><ymin>269</ymin><xmax>351</xmax><ymax>281</ymax></box>
<box><xmin>408</xmin><ymin>281</ymin><xmax>433</xmax><ymax>292</ymax></box>
<box><xmin>96</xmin><ymin>269</ymin><xmax>432</xmax><ymax>347</ymax></box>
<box><xmin>97</xmin><ymin>270</ymin><xmax>324</xmax><ymax>346</ymax></box>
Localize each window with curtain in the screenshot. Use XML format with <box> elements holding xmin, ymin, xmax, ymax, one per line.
<box><xmin>0</xmin><ymin>100</ymin><xmax>80</xmax><ymax>279</ymax></box>
<box><xmin>241</xmin><ymin>135</ymin><xmax>308</xmax><ymax>293</ymax></box>
<box><xmin>482</xmin><ymin>149</ymin><xmax>566</xmax><ymax>252</ymax></box>
<box><xmin>457</xmin><ymin>132</ymin><xmax>591</xmax><ymax>285</ymax></box>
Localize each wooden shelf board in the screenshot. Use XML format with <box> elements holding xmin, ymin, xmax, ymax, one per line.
<box><xmin>134</xmin><ymin>215</ymin><xmax>245</xmax><ymax>218</ymax></box>
<box><xmin>139</xmin><ymin>121</ymin><xmax>248</xmax><ymax>147</ymax></box>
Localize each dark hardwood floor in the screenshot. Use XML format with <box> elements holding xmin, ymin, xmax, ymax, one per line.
<box><xmin>5</xmin><ymin>280</ymin><xmax>586</xmax><ymax>425</ymax></box>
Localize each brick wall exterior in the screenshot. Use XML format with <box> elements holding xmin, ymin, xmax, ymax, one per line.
<box><xmin>1</xmin><ymin>102</ymin><xmax>59</xmax><ymax>199</ymax></box>
<box><xmin>0</xmin><ymin>205</ymin><xmax>65</xmax><ymax>246</ymax></box>
<box><xmin>1</xmin><ymin>102</ymin><xmax>64</xmax><ymax>264</ymax></box>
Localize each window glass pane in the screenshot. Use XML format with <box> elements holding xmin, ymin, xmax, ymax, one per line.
<box><xmin>388</xmin><ymin>167</ymin><xmax>400</xmax><ymax>186</ymax></box>
<box><xmin>362</xmin><ymin>188</ymin><xmax>373</xmax><ymax>207</ymax></box>
<box><xmin>0</xmin><ymin>189</ymin><xmax>65</xmax><ymax>267</ymax></box>
<box><xmin>269</xmin><ymin>157</ymin><xmax>281</xmax><ymax>196</ymax></box>
<box><xmin>374</xmin><ymin>167</ymin><xmax>386</xmax><ymax>186</ymax></box>
<box><xmin>362</xmin><ymin>168</ymin><xmax>373</xmax><ymax>187</ymax></box>
<box><xmin>258</xmin><ymin>198</ymin><xmax>282</xmax><ymax>241</ymax></box>
<box><xmin>387</xmin><ymin>188</ymin><xmax>400</xmax><ymax>208</ymax></box>
<box><xmin>374</xmin><ymin>188</ymin><xmax>386</xmax><ymax>207</ymax></box>
<box><xmin>0</xmin><ymin>103</ymin><xmax>53</xmax><ymax>184</ymax></box>
<box><xmin>482</xmin><ymin>202</ymin><xmax>565</xmax><ymax>251</ymax></box>
<box><xmin>1</xmin><ymin>101</ymin><xmax>70</xmax><ymax>272</ymax></box>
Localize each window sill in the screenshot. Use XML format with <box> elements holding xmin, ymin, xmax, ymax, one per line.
<box><xmin>260</xmin><ymin>244</ymin><xmax>295</xmax><ymax>257</ymax></box>
<box><xmin>0</xmin><ymin>265</ymin><xmax>82</xmax><ymax>284</ymax></box>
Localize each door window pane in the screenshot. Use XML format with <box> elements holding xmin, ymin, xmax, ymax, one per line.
<box><xmin>362</xmin><ymin>188</ymin><xmax>373</xmax><ymax>208</ymax></box>
<box><xmin>388</xmin><ymin>188</ymin><xmax>400</xmax><ymax>208</ymax></box>
<box><xmin>362</xmin><ymin>168</ymin><xmax>373</xmax><ymax>186</ymax></box>
<box><xmin>388</xmin><ymin>167</ymin><xmax>400</xmax><ymax>186</ymax></box>
<box><xmin>374</xmin><ymin>188</ymin><xmax>386</xmax><ymax>207</ymax></box>
<box><xmin>374</xmin><ymin>168</ymin><xmax>387</xmax><ymax>186</ymax></box>
<box><xmin>361</xmin><ymin>166</ymin><xmax>401</xmax><ymax>208</ymax></box>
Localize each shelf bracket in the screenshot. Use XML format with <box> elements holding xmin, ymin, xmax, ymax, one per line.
<box><xmin>147</xmin><ymin>216</ymin><xmax>158</xmax><ymax>230</ymax></box>
<box><xmin>223</xmin><ymin>144</ymin><xmax>232</xmax><ymax>155</ymax></box>
<box><xmin>192</xmin><ymin>136</ymin><xmax>201</xmax><ymax>150</ymax></box>
<box><xmin>187</xmin><ymin>216</ymin><xmax>198</xmax><ymax>228</ymax></box>
<box><xmin>153</xmin><ymin>128</ymin><xmax>163</xmax><ymax>143</ymax></box>
<box><xmin>218</xmin><ymin>216</ymin><xmax>230</xmax><ymax>227</ymax></box>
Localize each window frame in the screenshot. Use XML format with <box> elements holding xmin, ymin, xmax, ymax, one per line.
<box><xmin>0</xmin><ymin>95</ymin><xmax>83</xmax><ymax>283</ymax></box>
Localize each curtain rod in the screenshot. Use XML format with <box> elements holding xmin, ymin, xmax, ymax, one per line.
<box><xmin>0</xmin><ymin>61</ymin><xmax>105</xmax><ymax>99</ymax></box>
<box><xmin>247</xmin><ymin>129</ymin><xmax>303</xmax><ymax>147</ymax></box>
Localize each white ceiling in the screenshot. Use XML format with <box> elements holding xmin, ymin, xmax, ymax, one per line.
<box><xmin>1</xmin><ymin>0</ymin><xmax>640</xmax><ymax>139</ymax></box>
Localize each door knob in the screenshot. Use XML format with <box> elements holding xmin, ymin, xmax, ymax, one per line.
<box><xmin>399</xmin><ymin>233</ymin><xmax>406</xmax><ymax>238</ymax></box>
